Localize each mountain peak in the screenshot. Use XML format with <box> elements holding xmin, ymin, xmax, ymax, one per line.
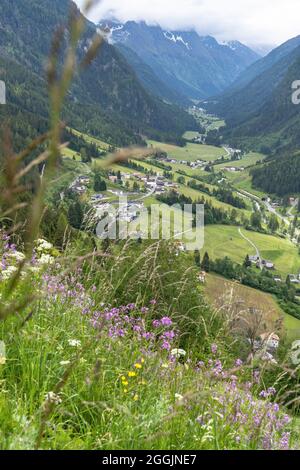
<box><xmin>163</xmin><ymin>31</ymin><xmax>191</xmax><ymax>50</ymax></box>
<box><xmin>99</xmin><ymin>20</ymin><xmax>260</xmax><ymax>101</ymax></box>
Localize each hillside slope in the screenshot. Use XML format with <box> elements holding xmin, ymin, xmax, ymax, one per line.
<box><xmin>0</xmin><ymin>0</ymin><xmax>196</xmax><ymax>148</ymax></box>
<box><xmin>100</xmin><ymin>20</ymin><xmax>259</xmax><ymax>101</ymax></box>
<box><xmin>206</xmin><ymin>40</ymin><xmax>300</xmax><ymax>155</ymax></box>
<box><xmin>213</xmin><ymin>35</ymin><xmax>300</xmax><ymax>101</ymax></box>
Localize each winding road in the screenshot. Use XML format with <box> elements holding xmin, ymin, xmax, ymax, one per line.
<box><xmin>238</xmin><ymin>189</ymin><xmax>299</xmax><ymax>243</ymax></box>
<box><xmin>238</xmin><ymin>227</ymin><xmax>262</xmax><ymax>269</ymax></box>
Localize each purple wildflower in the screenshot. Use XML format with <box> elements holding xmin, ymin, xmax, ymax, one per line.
<box><xmin>161</xmin><ymin>317</ymin><xmax>172</xmax><ymax>326</ymax></box>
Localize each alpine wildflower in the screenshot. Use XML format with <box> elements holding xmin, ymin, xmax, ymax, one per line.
<box><xmin>68</xmin><ymin>339</ymin><xmax>81</xmax><ymax>348</ymax></box>
<box><xmin>128</xmin><ymin>371</ymin><xmax>137</xmax><ymax>377</ymax></box>
<box><xmin>45</xmin><ymin>392</ymin><xmax>62</xmax><ymax>405</ymax></box>
<box><xmin>171</xmin><ymin>348</ymin><xmax>186</xmax><ymax>358</ymax></box>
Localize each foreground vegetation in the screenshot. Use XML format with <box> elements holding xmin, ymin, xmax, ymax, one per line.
<box><xmin>0</xmin><ymin>236</ymin><xmax>298</xmax><ymax>450</ymax></box>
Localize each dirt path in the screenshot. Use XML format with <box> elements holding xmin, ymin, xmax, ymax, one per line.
<box><xmin>238</xmin><ymin>227</ymin><xmax>262</xmax><ymax>269</ymax></box>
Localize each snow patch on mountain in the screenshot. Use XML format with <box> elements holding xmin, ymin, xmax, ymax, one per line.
<box><xmin>98</xmin><ymin>23</ymin><xmax>128</xmax><ymax>44</ymax></box>
<box><xmin>221</xmin><ymin>40</ymin><xmax>241</xmax><ymax>51</ymax></box>
<box><xmin>163</xmin><ymin>31</ymin><xmax>190</xmax><ymax>50</ymax></box>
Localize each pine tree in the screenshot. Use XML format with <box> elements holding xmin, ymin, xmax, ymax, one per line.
<box><xmin>80</xmin><ymin>147</ymin><xmax>91</xmax><ymax>163</ymax></box>
<box><xmin>201</xmin><ymin>252</ymin><xmax>210</xmax><ymax>272</ymax></box>
<box><xmin>94</xmin><ymin>171</ymin><xmax>104</xmax><ymax>191</ymax></box>
<box><xmin>194</xmin><ymin>249</ymin><xmax>201</xmax><ymax>267</ymax></box>
<box><xmin>68</xmin><ymin>201</ymin><xmax>84</xmax><ymax>229</ymax></box>
<box><xmin>243</xmin><ymin>254</ymin><xmax>251</xmax><ymax>268</ymax></box>
<box><xmin>99</xmin><ymin>180</ymin><xmax>107</xmax><ymax>191</ymax></box>
<box><xmin>133</xmin><ymin>181</ymin><xmax>139</xmax><ymax>192</ymax></box>
<box><xmin>250</xmin><ymin>211</ymin><xmax>262</xmax><ymax>230</ymax></box>
<box><xmin>268</xmin><ymin>214</ymin><xmax>279</xmax><ymax>233</ymax></box>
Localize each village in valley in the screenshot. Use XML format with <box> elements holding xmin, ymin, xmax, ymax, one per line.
<box><xmin>59</xmin><ymin>109</ymin><xmax>300</xmax><ymax>360</ymax></box>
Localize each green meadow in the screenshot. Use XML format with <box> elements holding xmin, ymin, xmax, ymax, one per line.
<box><xmin>69</xmin><ymin>127</ymin><xmax>112</xmax><ymax>151</ymax></box>
<box><xmin>183</xmin><ymin>131</ymin><xmax>202</xmax><ymax>140</ymax></box>
<box><xmin>225</xmin><ymin>170</ymin><xmax>267</xmax><ymax>198</ymax></box>
<box><xmin>217</xmin><ymin>152</ymin><xmax>266</xmax><ymax>169</ymax></box>
<box><xmin>147</xmin><ymin>140</ymin><xmax>225</xmax><ymax>162</ymax></box>
<box><xmin>203</xmin><ymin>225</ymin><xmax>300</xmax><ymax>277</ymax></box>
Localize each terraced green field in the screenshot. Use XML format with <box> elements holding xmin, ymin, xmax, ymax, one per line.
<box><xmin>147</xmin><ymin>140</ymin><xmax>225</xmax><ymax>162</ymax></box>
<box><xmin>69</xmin><ymin>127</ymin><xmax>111</xmax><ymax>151</ymax></box>
<box><xmin>178</xmin><ymin>185</ymin><xmax>252</xmax><ymax>217</ymax></box>
<box><xmin>66</xmin><ymin>131</ymin><xmax>299</xmax><ymax>280</ymax></box>
<box><xmin>125</xmin><ymin>159</ymin><xmax>252</xmax><ymax>217</ymax></box>
<box><xmin>284</xmin><ymin>314</ymin><xmax>300</xmax><ymax>340</ymax></box>
<box><xmin>203</xmin><ymin>225</ymin><xmax>300</xmax><ymax>277</ymax></box>
<box><xmin>218</xmin><ymin>152</ymin><xmax>265</xmax><ymax>169</ymax></box>
<box><xmin>183</xmin><ymin>131</ymin><xmax>202</xmax><ymax>140</ymax></box>
<box><xmin>225</xmin><ymin>170</ymin><xmax>266</xmax><ymax>198</ymax></box>
<box><xmin>61</xmin><ymin>147</ymin><xmax>81</xmax><ymax>161</ymax></box>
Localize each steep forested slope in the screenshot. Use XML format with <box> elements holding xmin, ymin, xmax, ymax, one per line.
<box><xmin>251</xmin><ymin>152</ymin><xmax>300</xmax><ymax>196</ymax></box>
<box><xmin>0</xmin><ymin>0</ymin><xmax>196</xmax><ymax>149</ymax></box>
<box><xmin>206</xmin><ymin>42</ymin><xmax>300</xmax><ymax>154</ymax></box>
<box><xmin>101</xmin><ymin>20</ymin><xmax>259</xmax><ymax>101</ymax></box>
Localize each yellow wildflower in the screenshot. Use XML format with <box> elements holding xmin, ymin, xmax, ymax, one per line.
<box><xmin>134</xmin><ymin>363</ymin><xmax>142</xmax><ymax>369</ymax></box>
<box><xmin>122</xmin><ymin>380</ymin><xmax>129</xmax><ymax>386</ymax></box>
<box><xmin>124</xmin><ymin>389</ymin><xmax>128</xmax><ymax>393</ymax></box>
<box><xmin>133</xmin><ymin>394</ymin><xmax>139</xmax><ymax>401</ymax></box>
<box><xmin>128</xmin><ymin>371</ymin><xmax>137</xmax><ymax>377</ymax></box>
<box><xmin>141</xmin><ymin>358</ymin><xmax>145</xmax><ymax>364</ymax></box>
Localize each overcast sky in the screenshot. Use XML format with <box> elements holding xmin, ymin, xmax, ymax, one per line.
<box><xmin>75</xmin><ymin>0</ymin><xmax>300</xmax><ymax>48</ymax></box>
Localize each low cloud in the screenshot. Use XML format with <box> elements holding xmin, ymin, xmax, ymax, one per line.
<box><xmin>76</xmin><ymin>0</ymin><xmax>300</xmax><ymax>48</ymax></box>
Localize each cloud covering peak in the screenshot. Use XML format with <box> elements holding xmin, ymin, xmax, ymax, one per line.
<box><xmin>75</xmin><ymin>0</ymin><xmax>300</xmax><ymax>48</ymax></box>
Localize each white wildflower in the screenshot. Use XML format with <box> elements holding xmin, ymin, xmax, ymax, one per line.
<box><xmin>171</xmin><ymin>348</ymin><xmax>186</xmax><ymax>358</ymax></box>
<box><xmin>38</xmin><ymin>254</ymin><xmax>54</xmax><ymax>265</ymax></box>
<box><xmin>8</xmin><ymin>251</ymin><xmax>26</xmax><ymax>262</ymax></box>
<box><xmin>59</xmin><ymin>360</ymin><xmax>71</xmax><ymax>366</ymax></box>
<box><xmin>44</xmin><ymin>391</ymin><xmax>62</xmax><ymax>405</ymax></box>
<box><xmin>1</xmin><ymin>265</ymin><xmax>18</xmax><ymax>280</ymax></box>
<box><xmin>68</xmin><ymin>339</ymin><xmax>81</xmax><ymax>348</ymax></box>
<box><xmin>29</xmin><ymin>266</ymin><xmax>40</xmax><ymax>273</ymax></box>
<box><xmin>175</xmin><ymin>393</ymin><xmax>184</xmax><ymax>403</ymax></box>
<box><xmin>36</xmin><ymin>239</ymin><xmax>53</xmax><ymax>251</ymax></box>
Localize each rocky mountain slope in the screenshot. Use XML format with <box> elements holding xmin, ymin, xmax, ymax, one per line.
<box><xmin>99</xmin><ymin>20</ymin><xmax>260</xmax><ymax>102</ymax></box>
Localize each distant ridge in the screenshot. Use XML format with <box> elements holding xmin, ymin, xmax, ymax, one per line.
<box><xmin>0</xmin><ymin>0</ymin><xmax>197</xmax><ymax>149</ymax></box>
<box><xmin>98</xmin><ymin>20</ymin><xmax>260</xmax><ymax>103</ymax></box>
<box><xmin>205</xmin><ymin>36</ymin><xmax>300</xmax><ymax>155</ymax></box>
